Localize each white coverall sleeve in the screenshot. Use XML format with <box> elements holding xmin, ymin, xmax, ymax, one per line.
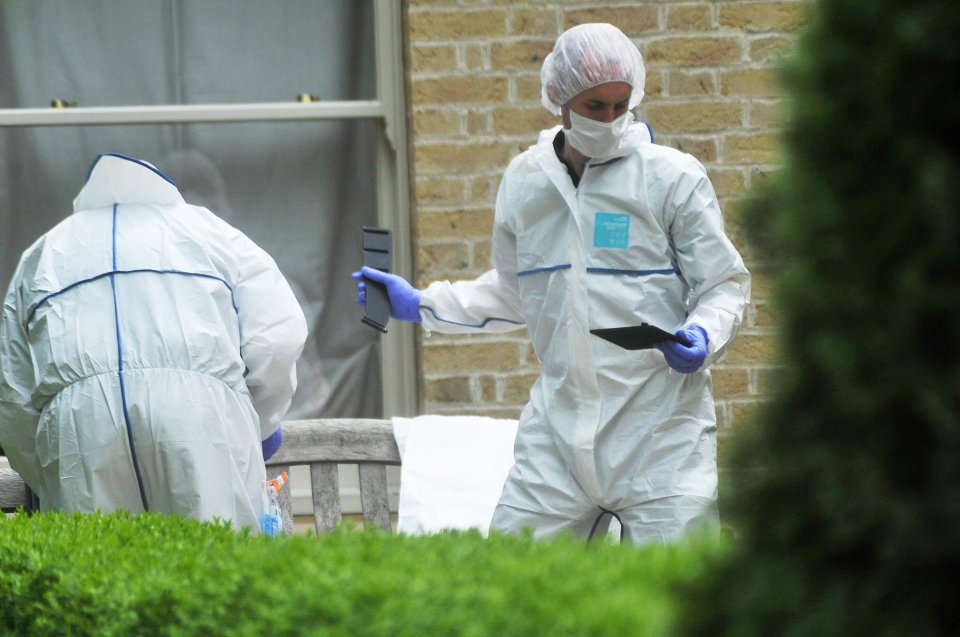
<box><xmin>230</xmin><ymin>234</ymin><xmax>308</xmax><ymax>440</ymax></box>
<box><xmin>419</xmin><ymin>176</ymin><xmax>526</xmax><ymax>335</ymax></box>
<box><xmin>668</xmin><ymin>158</ymin><xmax>751</xmax><ymax>364</ymax></box>
<box><xmin>0</xmin><ymin>268</ymin><xmax>42</xmax><ymax>489</ymax></box>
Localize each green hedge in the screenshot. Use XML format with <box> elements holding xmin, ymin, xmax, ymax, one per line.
<box><xmin>0</xmin><ymin>511</ymin><xmax>723</xmax><ymax>636</ymax></box>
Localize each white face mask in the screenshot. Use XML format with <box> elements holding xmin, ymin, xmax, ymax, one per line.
<box><xmin>563</xmin><ymin>109</ymin><xmax>634</xmax><ymax>161</ymax></box>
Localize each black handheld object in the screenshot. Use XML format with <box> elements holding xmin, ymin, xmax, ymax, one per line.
<box><xmin>361</xmin><ymin>227</ymin><xmax>392</xmax><ymax>332</ymax></box>
<box><xmin>590</xmin><ymin>323</ymin><xmax>692</xmax><ymax>350</ymax></box>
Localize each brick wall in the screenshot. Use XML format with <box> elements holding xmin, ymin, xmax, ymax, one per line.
<box><xmin>404</xmin><ymin>0</ymin><xmax>807</xmax><ymax>446</ymax></box>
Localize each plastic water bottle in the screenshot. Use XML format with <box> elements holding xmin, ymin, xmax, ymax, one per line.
<box><xmin>260</xmin><ymin>471</ymin><xmax>288</xmax><ymax>536</ymax></box>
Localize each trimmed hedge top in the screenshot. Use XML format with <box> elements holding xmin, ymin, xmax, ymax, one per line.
<box><xmin>0</xmin><ymin>511</ymin><xmax>723</xmax><ymax>637</ymax></box>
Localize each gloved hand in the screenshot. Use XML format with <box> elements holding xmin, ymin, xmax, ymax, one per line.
<box><xmin>352</xmin><ymin>266</ymin><xmax>423</xmax><ymax>322</ymax></box>
<box><xmin>656</xmin><ymin>325</ymin><xmax>709</xmax><ymax>373</ymax></box>
<box><xmin>262</xmin><ymin>427</ymin><xmax>282</xmax><ymax>461</ymax></box>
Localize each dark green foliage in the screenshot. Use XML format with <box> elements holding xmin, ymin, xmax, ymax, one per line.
<box><xmin>679</xmin><ymin>0</ymin><xmax>960</xmax><ymax>635</ymax></box>
<box><xmin>0</xmin><ymin>510</ymin><xmax>722</xmax><ymax>636</ymax></box>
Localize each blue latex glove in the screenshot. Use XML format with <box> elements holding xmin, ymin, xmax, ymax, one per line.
<box><xmin>656</xmin><ymin>325</ymin><xmax>709</xmax><ymax>373</ymax></box>
<box><xmin>352</xmin><ymin>266</ymin><xmax>423</xmax><ymax>322</ymax></box>
<box><xmin>261</xmin><ymin>427</ymin><xmax>282</xmax><ymax>461</ymax></box>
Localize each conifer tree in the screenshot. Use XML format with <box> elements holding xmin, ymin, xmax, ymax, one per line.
<box><xmin>680</xmin><ymin>1</ymin><xmax>960</xmax><ymax>634</ymax></box>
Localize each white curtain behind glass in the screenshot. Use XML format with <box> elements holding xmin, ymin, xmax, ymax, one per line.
<box><xmin>0</xmin><ymin>0</ymin><xmax>384</xmax><ymax>420</ymax></box>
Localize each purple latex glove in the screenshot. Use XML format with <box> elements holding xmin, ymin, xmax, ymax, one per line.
<box><xmin>262</xmin><ymin>427</ymin><xmax>282</xmax><ymax>461</ymax></box>
<box><xmin>352</xmin><ymin>266</ymin><xmax>423</xmax><ymax>322</ymax></box>
<box><xmin>656</xmin><ymin>325</ymin><xmax>709</xmax><ymax>373</ymax></box>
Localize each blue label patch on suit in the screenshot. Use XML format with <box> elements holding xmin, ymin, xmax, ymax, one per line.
<box><xmin>594</xmin><ymin>212</ymin><xmax>630</xmax><ymax>249</ymax></box>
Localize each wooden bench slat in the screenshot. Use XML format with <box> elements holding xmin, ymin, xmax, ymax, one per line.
<box><xmin>358</xmin><ymin>463</ymin><xmax>392</xmax><ymax>532</ymax></box>
<box><xmin>311</xmin><ymin>461</ymin><xmax>341</xmax><ymax>534</ymax></box>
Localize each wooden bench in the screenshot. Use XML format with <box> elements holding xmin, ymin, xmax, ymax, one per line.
<box><xmin>2</xmin><ymin>418</ymin><xmax>400</xmax><ymax>535</ymax></box>
<box><xmin>266</xmin><ymin>418</ymin><xmax>400</xmax><ymax>534</ymax></box>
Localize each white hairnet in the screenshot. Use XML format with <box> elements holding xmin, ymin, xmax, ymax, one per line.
<box><xmin>540</xmin><ymin>23</ymin><xmax>646</xmax><ymax>115</ymax></box>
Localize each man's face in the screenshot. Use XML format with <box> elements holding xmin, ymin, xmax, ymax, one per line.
<box><xmin>561</xmin><ymin>81</ymin><xmax>632</xmax><ymax>127</ymax></box>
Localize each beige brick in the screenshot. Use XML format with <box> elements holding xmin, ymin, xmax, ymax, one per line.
<box><xmin>669</xmin><ymin>71</ymin><xmax>717</xmax><ymax>96</ymax></box>
<box><xmin>666</xmin><ymin>5</ymin><xmax>713</xmax><ymax>31</ymax></box>
<box><xmin>724</xmin><ymin>133</ymin><xmax>782</xmax><ymax>164</ymax></box>
<box><xmin>712</xmin><ymin>367</ymin><xmax>750</xmax><ymax>398</ymax></box>
<box><xmin>750</xmin><ymin>35</ymin><xmax>797</xmax><ymax>62</ymax></box>
<box><xmin>512</xmin><ymin>8</ymin><xmax>558</xmax><ymax>36</ymax></box>
<box><xmin>724</xmin><ymin>333</ymin><xmax>778</xmax><ymax>365</ymax></box>
<box><xmin>414</xmin><ymin>176</ymin><xmax>466</xmax><ymax>207</ymax></box>
<box><xmin>707</xmin><ymin>167</ymin><xmax>747</xmax><ymax>198</ymax></box>
<box><xmin>749</xmin><ymin>165</ymin><xmax>782</xmax><ymax>187</ymax></box>
<box><xmin>414</xmin><ymin>141</ymin><xmax>515</xmax><ymax>175</ymax></box>
<box><xmin>474</xmin><ymin>240</ymin><xmax>493</xmax><ymax>269</ymax></box>
<box><xmin>752</xmin><ymin>302</ymin><xmax>779</xmax><ymax>330</ymax></box>
<box><xmin>408</xmin><ymin>9</ymin><xmax>508</xmax><ymax>40</ymax></box>
<box><xmin>491</xmin><ymin>39</ymin><xmax>556</xmax><ymax>71</ymax></box>
<box><xmin>418</xmin><ymin>241</ymin><xmax>471</xmax><ymax>272</ymax></box>
<box><xmin>516</xmin><ymin>74</ymin><xmax>544</xmax><ymax>102</ymax></box>
<box><xmin>647</xmin><ymin>102</ymin><xmax>742</xmax><ymax>133</ymax></box>
<box><xmin>749</xmin><ymin>100</ymin><xmax>785</xmax><ymax>129</ymax></box>
<box><xmin>410</xmin><ymin>44</ymin><xmax>459</xmax><ymax>74</ymax></box>
<box><xmin>522</xmin><ymin>341</ymin><xmax>538</xmax><ymax>367</ymax></box>
<box><xmin>644</xmin><ymin>71</ymin><xmax>665</xmax><ymax>99</ymax></box>
<box><xmin>465</xmin><ymin>44</ymin><xmax>487</xmax><ymax>72</ymax></box>
<box><xmin>492</xmin><ymin>106</ymin><xmax>557</xmax><ymax>135</ymax></box>
<box><xmin>422</xmin><ymin>341</ymin><xmax>522</xmax><ymax>373</ymax></box>
<box><xmin>467</xmin><ymin>109</ymin><xmax>491</xmax><ymax>135</ymax></box>
<box><xmin>424</xmin><ymin>376</ymin><xmax>472</xmax><ymax>403</ymax></box>
<box><xmin>645</xmin><ymin>37</ymin><xmax>742</xmax><ymax>67</ymax></box>
<box><xmin>729</xmin><ymin>399</ymin><xmax>764</xmax><ymax>430</ymax></box>
<box><xmin>503</xmin><ymin>373</ymin><xmax>538</xmax><ymax>403</ymax></box>
<box><xmin>411</xmin><ymin>75</ymin><xmax>509</xmax><ymax>105</ymax></box>
<box><xmin>417</xmin><ymin>209</ymin><xmax>494</xmax><ymax>241</ymax></box>
<box><xmin>413</xmin><ymin>109</ymin><xmax>461</xmax><ymax>137</ymax></box>
<box><xmin>721</xmin><ymin>68</ymin><xmax>780</xmax><ymax>98</ymax></box>
<box><xmin>673</xmin><ymin>137</ymin><xmax>718</xmax><ymax>163</ymax></box>
<box><xmin>563</xmin><ymin>6</ymin><xmax>659</xmax><ymax>34</ymax></box>
<box><xmin>719</xmin><ymin>2</ymin><xmax>808</xmax><ymax>33</ymax></box>
<box><xmin>468</xmin><ymin>176</ymin><xmax>497</xmax><ymax>205</ymax></box>
<box><xmin>748</xmin><ymin>266</ymin><xmax>776</xmax><ymax>301</ymax></box>
<box><xmin>480</xmin><ymin>375</ymin><xmax>497</xmax><ymax>402</ymax></box>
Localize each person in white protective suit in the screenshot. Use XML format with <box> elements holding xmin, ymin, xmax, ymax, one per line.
<box><xmin>0</xmin><ymin>152</ymin><xmax>307</xmax><ymax>532</ymax></box>
<box><xmin>355</xmin><ymin>23</ymin><xmax>750</xmax><ymax>544</ymax></box>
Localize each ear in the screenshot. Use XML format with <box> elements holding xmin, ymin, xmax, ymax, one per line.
<box><xmin>560</xmin><ymin>103</ymin><xmax>572</xmax><ymax>129</ymax></box>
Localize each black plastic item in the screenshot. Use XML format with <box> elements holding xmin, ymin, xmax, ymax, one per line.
<box><xmin>361</xmin><ymin>227</ymin><xmax>392</xmax><ymax>332</ymax></box>
<box><xmin>590</xmin><ymin>323</ymin><xmax>691</xmax><ymax>350</ymax></box>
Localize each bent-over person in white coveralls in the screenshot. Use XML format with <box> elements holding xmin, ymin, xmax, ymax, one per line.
<box><xmin>0</xmin><ymin>152</ymin><xmax>307</xmax><ymax>532</ymax></box>
<box><xmin>354</xmin><ymin>24</ymin><xmax>750</xmax><ymax>544</ymax></box>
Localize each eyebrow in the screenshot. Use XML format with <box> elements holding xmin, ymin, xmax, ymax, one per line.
<box><xmin>586</xmin><ymin>99</ymin><xmax>630</xmax><ymax>108</ymax></box>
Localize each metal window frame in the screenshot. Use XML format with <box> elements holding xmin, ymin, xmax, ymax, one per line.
<box><xmin>0</xmin><ymin>0</ymin><xmax>416</xmax><ymax>419</ymax></box>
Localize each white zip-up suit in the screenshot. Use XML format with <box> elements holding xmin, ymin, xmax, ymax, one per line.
<box><xmin>0</xmin><ymin>153</ymin><xmax>307</xmax><ymax>532</ymax></box>
<box><xmin>419</xmin><ymin>126</ymin><xmax>750</xmax><ymax>542</ymax></box>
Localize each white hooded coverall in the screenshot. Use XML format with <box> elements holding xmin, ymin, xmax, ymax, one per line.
<box><xmin>0</xmin><ymin>153</ymin><xmax>307</xmax><ymax>532</ymax></box>
<box><xmin>419</xmin><ymin>124</ymin><xmax>750</xmax><ymax>543</ymax></box>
